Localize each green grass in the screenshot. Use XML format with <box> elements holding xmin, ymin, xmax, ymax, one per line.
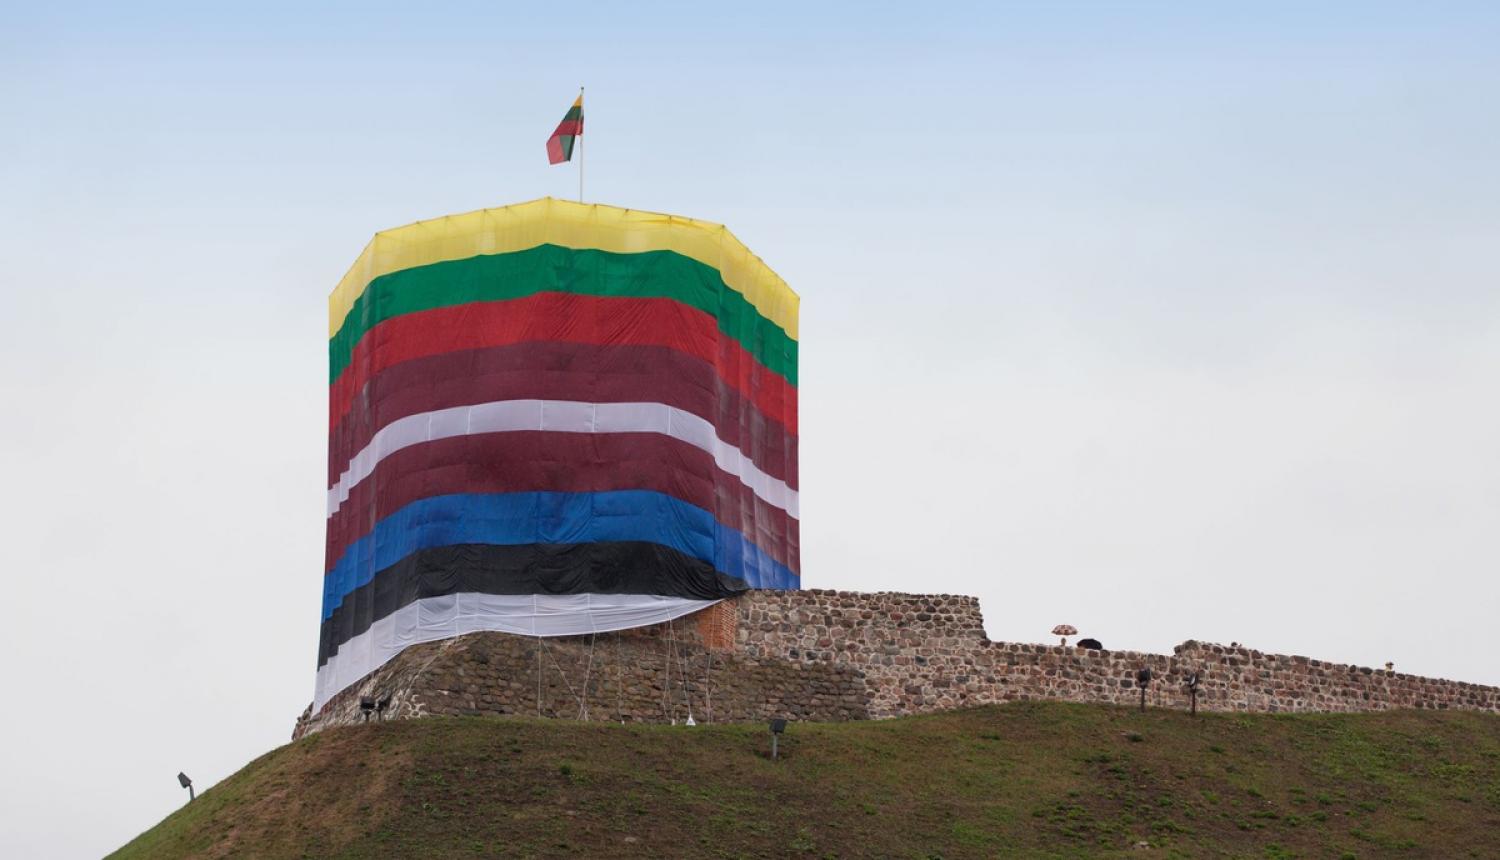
<box><xmin>109</xmin><ymin>702</ymin><xmax>1500</xmax><ymax>859</ymax></box>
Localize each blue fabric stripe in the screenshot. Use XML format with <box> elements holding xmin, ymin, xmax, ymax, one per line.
<box><xmin>321</xmin><ymin>490</ymin><xmax>797</xmax><ymax>620</ymax></box>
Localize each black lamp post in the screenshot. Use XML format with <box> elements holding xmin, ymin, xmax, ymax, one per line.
<box><xmin>769</xmin><ymin>718</ymin><xmax>787</xmax><ymax>760</ymax></box>
<box><xmin>1184</xmin><ymin>672</ymin><xmax>1201</xmax><ymax>716</ymax></box>
<box><xmin>1136</xmin><ymin>668</ymin><xmax>1153</xmax><ymax>712</ymax></box>
<box><xmin>360</xmin><ymin>696</ymin><xmax>375</xmax><ymax>722</ymax></box>
<box><xmin>177</xmin><ymin>772</ymin><xmax>194</xmax><ymax>803</ymax></box>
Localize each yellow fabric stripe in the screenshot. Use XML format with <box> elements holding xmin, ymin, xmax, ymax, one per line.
<box><xmin>328</xmin><ymin>198</ymin><xmax>799</xmax><ymax>340</ymax></box>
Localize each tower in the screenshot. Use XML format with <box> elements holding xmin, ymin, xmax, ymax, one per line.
<box><xmin>316</xmin><ymin>199</ymin><xmax>800</xmax><ymax>711</ymax></box>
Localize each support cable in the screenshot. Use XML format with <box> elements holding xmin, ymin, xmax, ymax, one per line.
<box><xmin>578</xmin><ymin>632</ymin><xmax>597</xmax><ymax>721</ymax></box>
<box><xmin>662</xmin><ymin>625</ymin><xmax>674</xmax><ymax>723</ymax></box>
<box><xmin>671</xmin><ymin>620</ymin><xmax>695</xmax><ymax>725</ymax></box>
<box><xmin>616</xmin><ymin>631</ymin><xmax>626</xmax><ymax>724</ymax></box>
<box><xmin>539</xmin><ymin>636</ymin><xmax>588</xmax><ymax>719</ymax></box>
<box><xmin>704</xmin><ymin>648</ymin><xmax>714</xmax><ymax>725</ymax></box>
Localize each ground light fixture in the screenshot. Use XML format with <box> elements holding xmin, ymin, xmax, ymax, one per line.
<box><xmin>769</xmin><ymin>718</ymin><xmax>787</xmax><ymax>760</ymax></box>
<box><xmin>1185</xmin><ymin>672</ymin><xmax>1201</xmax><ymax>716</ymax></box>
<box><xmin>360</xmin><ymin>696</ymin><xmax>375</xmax><ymax>722</ymax></box>
<box><xmin>177</xmin><ymin>772</ymin><xmax>194</xmax><ymax>803</ymax></box>
<box><xmin>1136</xmin><ymin>668</ymin><xmax>1153</xmax><ymax>712</ymax></box>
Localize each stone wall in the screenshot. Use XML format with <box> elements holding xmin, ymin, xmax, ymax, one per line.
<box><xmin>295</xmin><ymin>589</ymin><xmax>1500</xmax><ymax>738</ymax></box>
<box><xmin>295</xmin><ymin>606</ymin><xmax>868</xmax><ymax>739</ymax></box>
<box><xmin>736</xmin><ymin>590</ymin><xmax>1500</xmax><ymax>718</ymax></box>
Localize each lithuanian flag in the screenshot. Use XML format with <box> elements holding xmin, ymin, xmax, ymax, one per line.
<box><xmin>546</xmin><ymin>94</ymin><xmax>583</xmax><ymax>165</ymax></box>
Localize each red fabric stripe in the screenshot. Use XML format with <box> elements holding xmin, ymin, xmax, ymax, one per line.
<box><xmin>546</xmin><ymin>135</ymin><xmax>568</xmax><ymax>164</ymax></box>
<box><xmin>328</xmin><ymin>293</ymin><xmax>798</xmax><ymax>435</ymax></box>
<box><xmin>551</xmin><ymin>119</ymin><xmax>583</xmax><ymax>137</ymax></box>
<box><xmin>327</xmin><ymin>342</ymin><xmax>798</xmax><ymax>488</ymax></box>
<box><xmin>324</xmin><ymin>431</ymin><xmax>799</xmax><ymax>574</ymax></box>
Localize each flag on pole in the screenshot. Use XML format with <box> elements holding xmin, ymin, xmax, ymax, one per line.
<box><xmin>546</xmin><ymin>94</ymin><xmax>584</xmax><ymax>165</ymax></box>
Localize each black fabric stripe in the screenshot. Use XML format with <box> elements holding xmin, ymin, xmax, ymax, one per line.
<box><xmin>317</xmin><ymin>542</ymin><xmax>747</xmax><ymax>667</ymax></box>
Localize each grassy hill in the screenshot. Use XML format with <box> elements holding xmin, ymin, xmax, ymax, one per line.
<box><xmin>110</xmin><ymin>702</ymin><xmax>1500</xmax><ymax>859</ymax></box>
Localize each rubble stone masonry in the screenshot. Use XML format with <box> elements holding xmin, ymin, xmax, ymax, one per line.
<box><xmin>294</xmin><ymin>589</ymin><xmax>1500</xmax><ymax>738</ymax></box>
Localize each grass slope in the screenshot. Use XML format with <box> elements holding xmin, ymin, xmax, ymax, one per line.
<box><xmin>111</xmin><ymin>702</ymin><xmax>1500</xmax><ymax>859</ymax></box>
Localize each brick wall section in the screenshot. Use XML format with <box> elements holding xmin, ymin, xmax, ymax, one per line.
<box><xmin>295</xmin><ymin>589</ymin><xmax>1500</xmax><ymax>738</ymax></box>
<box><xmin>695</xmin><ymin>599</ymin><xmax>738</xmax><ymax>650</ymax></box>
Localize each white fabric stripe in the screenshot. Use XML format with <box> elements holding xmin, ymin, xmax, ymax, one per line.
<box><xmin>326</xmin><ymin>399</ymin><xmax>800</xmax><ymax>520</ymax></box>
<box><xmin>312</xmin><ymin>593</ymin><xmax>719</xmax><ymax>712</ymax></box>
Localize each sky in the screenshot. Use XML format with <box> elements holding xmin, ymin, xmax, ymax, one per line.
<box><xmin>1</xmin><ymin>1</ymin><xmax>1497</xmax><ymax>856</ymax></box>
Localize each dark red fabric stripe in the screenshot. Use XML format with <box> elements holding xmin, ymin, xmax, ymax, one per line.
<box><xmin>327</xmin><ymin>342</ymin><xmax>798</xmax><ymax>489</ymax></box>
<box><xmin>324</xmin><ymin>431</ymin><xmax>800</xmax><ymax>574</ymax></box>
<box><xmin>328</xmin><ymin>293</ymin><xmax>798</xmax><ymax>435</ymax></box>
<box><xmin>552</xmin><ymin>119</ymin><xmax>583</xmax><ymax>136</ymax></box>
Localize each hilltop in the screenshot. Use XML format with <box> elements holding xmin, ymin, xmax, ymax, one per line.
<box><xmin>111</xmin><ymin>702</ymin><xmax>1500</xmax><ymax>859</ymax></box>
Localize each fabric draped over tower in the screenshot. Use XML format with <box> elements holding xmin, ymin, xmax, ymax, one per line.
<box><xmin>314</xmin><ymin>198</ymin><xmax>800</xmax><ymax>711</ymax></box>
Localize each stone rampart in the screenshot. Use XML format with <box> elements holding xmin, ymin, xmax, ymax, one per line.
<box><xmin>294</xmin><ymin>589</ymin><xmax>1500</xmax><ymax>738</ymax></box>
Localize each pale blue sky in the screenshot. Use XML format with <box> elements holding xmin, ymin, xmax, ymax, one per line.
<box><xmin>3</xmin><ymin>3</ymin><xmax>1498</xmax><ymax>856</ymax></box>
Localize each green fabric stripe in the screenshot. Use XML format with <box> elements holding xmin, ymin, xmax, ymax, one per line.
<box><xmin>563</xmin><ymin>105</ymin><xmax>582</xmax><ymax>122</ymax></box>
<box><xmin>329</xmin><ymin>244</ymin><xmax>798</xmax><ymax>387</ymax></box>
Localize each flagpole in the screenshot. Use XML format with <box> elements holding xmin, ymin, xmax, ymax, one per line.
<box><xmin>578</xmin><ymin>86</ymin><xmax>584</xmax><ymax>203</ymax></box>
